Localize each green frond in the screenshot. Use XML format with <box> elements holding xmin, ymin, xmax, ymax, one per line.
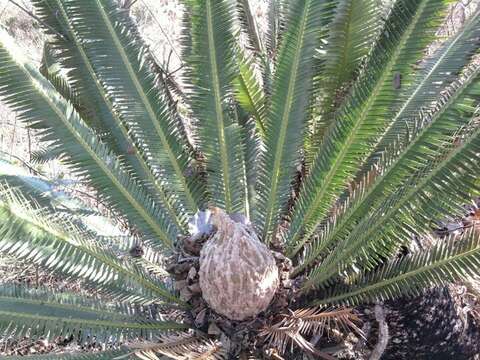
<box><xmin>320</xmin><ymin>0</ymin><xmax>384</xmax><ymax>94</ymax></box>
<box><xmin>233</xmin><ymin>53</ymin><xmax>267</xmax><ymax>139</ymax></box>
<box><xmin>183</xmin><ymin>0</ymin><xmax>247</xmax><ymax>214</ymax></box>
<box><xmin>37</xmin><ymin>2</ymin><xmax>164</xmax><ymax>185</ymax></box>
<box><xmin>362</xmin><ymin>8</ymin><xmax>480</xmax><ymax>175</ymax></box>
<box><xmin>303</xmin><ymin>74</ymin><xmax>480</xmax><ymax>289</ymax></box>
<box><xmin>0</xmin><ymin>185</ymin><xmax>182</xmax><ymax>305</ymax></box>
<box><xmin>0</xmin><ymin>161</ymin><xmax>118</xmax><ymax>233</ymax></box>
<box><xmin>0</xmin><ymin>158</ymin><xmax>99</xmax><ymax>218</ymax></box>
<box><xmin>256</xmin><ymin>0</ymin><xmax>336</xmax><ymax>242</ymax></box>
<box><xmin>33</xmin><ymin>3</ymin><xmax>189</xmax><ymax>230</ymax></box>
<box><xmin>37</xmin><ymin>43</ymin><xmax>96</xmax><ymax>164</ymax></box>
<box><xmin>0</xmin><ymin>169</ymin><xmax>56</xmax><ymax>212</ymax></box>
<box><xmin>0</xmin><ymin>28</ymin><xmax>177</xmax><ymax>249</ymax></box>
<box><xmin>157</xmin><ymin>71</ymin><xmax>198</xmax><ymax>160</ymax></box>
<box><xmin>37</xmin><ymin>0</ymin><xmax>201</xmax><ymax>217</ymax></box>
<box><xmin>294</xmin><ymin>40</ymin><xmax>480</xmax><ymax>274</ymax></box>
<box><xmin>0</xmin><ymin>284</ymin><xmax>185</xmax><ymax>344</ymax></box>
<box><xmin>265</xmin><ymin>0</ymin><xmax>281</xmax><ymax>59</ymax></box>
<box><xmin>125</xmin><ymin>332</ymin><xmax>226</xmax><ymax>360</ymax></box>
<box><xmin>2</xmin><ymin>1</ymin><xmax>480</xmax><ymax>350</ymax></box>
<box><xmin>7</xmin><ymin>350</ymin><xmax>130</xmax><ymax>360</ymax></box>
<box><xmin>231</xmin><ymin>54</ymin><xmax>265</xmax><ymax>219</ymax></box>
<box><xmin>92</xmin><ymin>236</ymin><xmax>170</xmax><ymax>282</ymax></box>
<box><xmin>34</xmin><ymin>10</ymin><xmax>107</xmax><ymax>134</ymax></box>
<box><xmin>30</xmin><ymin>148</ymin><xmax>62</xmax><ymax>164</ymax></box>
<box><xmin>0</xmin><ymin>162</ymin><xmax>171</xmax><ymax>301</ymax></box>
<box><xmin>233</xmin><ymin>105</ymin><xmax>262</xmax><ymax>221</ymax></box>
<box><xmin>286</xmin><ymin>0</ymin><xmax>452</xmax><ymax>254</ymax></box>
<box><xmin>305</xmin><ymin>0</ymin><xmax>384</xmax><ymax>164</ymax></box>
<box><xmin>39</xmin><ymin>43</ymin><xmax>86</xmax><ymax>126</ymax></box>
<box><xmin>314</xmin><ymin>228</ymin><xmax>480</xmax><ymax>306</ymax></box>
<box><xmin>0</xmin><ymin>174</ymin><xmax>92</xmax><ymax>226</ymax></box>
<box><xmin>236</xmin><ymin>0</ymin><xmax>264</xmax><ymax>54</ymax></box>
<box><xmin>262</xmin><ymin>0</ymin><xmax>281</xmax><ymax>97</ymax></box>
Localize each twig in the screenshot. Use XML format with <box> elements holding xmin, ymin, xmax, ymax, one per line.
<box><xmin>119</xmin><ymin>0</ymin><xmax>139</xmax><ymax>9</ymax></box>
<box><xmin>0</xmin><ymin>2</ymin><xmax>10</xmax><ymax>21</ymax></box>
<box><xmin>0</xmin><ymin>150</ymin><xmax>45</xmax><ymax>176</ymax></box>
<box><xmin>168</xmin><ymin>64</ymin><xmax>184</xmax><ymax>76</ymax></box>
<box><xmin>369</xmin><ymin>304</ymin><xmax>389</xmax><ymax>360</ymax></box>
<box><xmin>139</xmin><ymin>0</ymin><xmax>182</xmax><ymax>65</ymax></box>
<box><xmin>6</xmin><ymin>0</ymin><xmax>68</xmax><ymax>41</ymax></box>
<box><xmin>27</xmin><ymin>127</ymin><xmax>32</xmax><ymax>164</ymax></box>
<box><xmin>354</xmin><ymin>320</ymin><xmax>372</xmax><ymax>352</ymax></box>
<box><xmin>166</xmin><ymin>49</ymin><xmax>173</xmax><ymax>72</ymax></box>
<box><xmin>9</xmin><ymin>114</ymin><xmax>17</xmax><ymax>156</ymax></box>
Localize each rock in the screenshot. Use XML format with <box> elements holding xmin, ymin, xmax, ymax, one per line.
<box><xmin>190</xmin><ymin>297</ymin><xmax>206</xmax><ymax>312</ymax></box>
<box><xmin>174</xmin><ymin>280</ymin><xmax>187</xmax><ymax>291</ymax></box>
<box><xmin>129</xmin><ymin>245</ymin><xmax>144</xmax><ymax>258</ymax></box>
<box><xmin>272</xmin><ymin>251</ymin><xmax>287</xmax><ymax>262</ymax></box>
<box><xmin>179</xmin><ymin>287</ymin><xmax>192</xmax><ymax>302</ymax></box>
<box><xmin>173</xmin><ymin>262</ymin><xmax>193</xmax><ymax>274</ymax></box>
<box><xmin>183</xmin><ymin>237</ymin><xmax>203</xmax><ymax>255</ymax></box>
<box><xmin>188</xmin><ymin>282</ymin><xmax>202</xmax><ymax>294</ymax></box>
<box><xmin>166</xmin><ymin>262</ymin><xmax>176</xmax><ymax>273</ymax></box>
<box><xmin>208</xmin><ymin>322</ymin><xmax>222</xmax><ymax>336</ymax></box>
<box><xmin>282</xmin><ymin>279</ymin><xmax>292</xmax><ymax>289</ymax></box>
<box><xmin>195</xmin><ymin>308</ymin><xmax>207</xmax><ymax>327</ymax></box>
<box><xmin>35</xmin><ymin>339</ymin><xmax>48</xmax><ymax>348</ymax></box>
<box><xmin>187</xmin><ymin>266</ymin><xmax>197</xmax><ymax>282</ymax></box>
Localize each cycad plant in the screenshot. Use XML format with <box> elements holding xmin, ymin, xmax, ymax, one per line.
<box><xmin>0</xmin><ymin>0</ymin><xmax>480</xmax><ymax>358</ymax></box>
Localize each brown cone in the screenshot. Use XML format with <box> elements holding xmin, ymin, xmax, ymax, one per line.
<box><xmin>199</xmin><ymin>208</ymin><xmax>279</xmax><ymax>320</ymax></box>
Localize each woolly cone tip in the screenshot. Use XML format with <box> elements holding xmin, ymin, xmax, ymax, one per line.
<box><xmin>199</xmin><ymin>208</ymin><xmax>279</xmax><ymax>320</ymax></box>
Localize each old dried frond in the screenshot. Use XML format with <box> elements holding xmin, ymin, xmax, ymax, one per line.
<box><xmin>292</xmin><ymin>307</ymin><xmax>362</xmax><ymax>337</ymax></box>
<box><xmin>126</xmin><ymin>332</ymin><xmax>226</xmax><ymax>360</ymax></box>
<box><xmin>260</xmin><ymin>307</ymin><xmax>360</xmax><ymax>356</ymax></box>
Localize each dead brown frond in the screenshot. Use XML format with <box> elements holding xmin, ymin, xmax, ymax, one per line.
<box><xmin>193</xmin><ymin>341</ymin><xmax>227</xmax><ymax>360</ymax></box>
<box><xmin>291</xmin><ymin>307</ymin><xmax>362</xmax><ymax>338</ymax></box>
<box><xmin>260</xmin><ymin>307</ymin><xmax>361</xmax><ymax>358</ymax></box>
<box><xmin>117</xmin><ymin>332</ymin><xmax>227</xmax><ymax>360</ymax></box>
<box><xmin>260</xmin><ymin>317</ymin><xmax>304</xmax><ymax>354</ymax></box>
<box><xmin>260</xmin><ymin>323</ymin><xmax>335</xmax><ymax>360</ymax></box>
